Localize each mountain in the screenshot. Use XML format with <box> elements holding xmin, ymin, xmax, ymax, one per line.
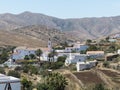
<box><xmin>0</xmin><ymin>11</ymin><xmax>120</xmax><ymax>46</ymax></box>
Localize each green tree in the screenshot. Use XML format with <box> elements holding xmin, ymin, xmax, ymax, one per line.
<box><xmin>93</xmin><ymin>84</ymin><xmax>106</xmax><ymax>90</ymax></box>
<box><xmin>21</xmin><ymin>78</ymin><xmax>32</xmax><ymax>90</ymax></box>
<box><xmin>103</xmin><ymin>61</ymin><xmax>110</xmax><ymax>68</ymax></box>
<box><xmin>42</xmin><ymin>56</ymin><xmax>66</xmax><ymax>70</ymax></box>
<box><xmin>46</xmin><ymin>73</ymin><xmax>68</xmax><ymax>90</ymax></box>
<box><xmin>107</xmin><ymin>45</ymin><xmax>116</xmax><ymax>53</ymax></box>
<box><xmin>24</xmin><ymin>55</ymin><xmax>30</xmax><ymax>60</ymax></box>
<box><xmin>80</xmin><ymin>50</ymin><xmax>86</xmax><ymax>54</ymax></box>
<box><xmin>29</xmin><ymin>54</ymin><xmax>36</xmax><ymax>59</ymax></box>
<box><xmin>60</xmin><ymin>41</ymin><xmax>69</xmax><ymax>48</ymax></box>
<box><xmin>0</xmin><ymin>51</ymin><xmax>9</xmax><ymax>64</ymax></box>
<box><xmin>105</xmin><ymin>36</ymin><xmax>109</xmax><ymax>42</ymax></box>
<box><xmin>57</xmin><ymin>56</ymin><xmax>66</xmax><ymax>63</ymax></box>
<box><xmin>29</xmin><ymin>65</ymin><xmax>39</xmax><ymax>75</ymax></box>
<box><xmin>86</xmin><ymin>39</ymin><xmax>92</xmax><ymax>44</ymax></box>
<box><xmin>35</xmin><ymin>49</ymin><xmax>43</xmax><ymax>66</ymax></box>
<box><xmin>87</xmin><ymin>45</ymin><xmax>98</xmax><ymax>51</ymax></box>
<box><xmin>36</xmin><ymin>83</ymin><xmax>49</xmax><ymax>90</ymax></box>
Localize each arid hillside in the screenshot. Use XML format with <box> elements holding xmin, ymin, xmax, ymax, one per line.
<box><xmin>0</xmin><ymin>12</ymin><xmax>120</xmax><ymax>41</ymax></box>
<box><xmin>56</xmin><ymin>69</ymin><xmax>120</xmax><ymax>90</ymax></box>
<box><xmin>0</xmin><ymin>30</ymin><xmax>46</xmax><ymax>47</ymax></box>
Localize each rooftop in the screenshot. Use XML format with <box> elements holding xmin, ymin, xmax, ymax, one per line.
<box><xmin>0</xmin><ymin>74</ymin><xmax>20</xmax><ymax>83</ymax></box>
<box><xmin>15</xmin><ymin>46</ymin><xmax>39</xmax><ymax>50</ymax></box>
<box><xmin>87</xmin><ymin>51</ymin><xmax>104</xmax><ymax>54</ymax></box>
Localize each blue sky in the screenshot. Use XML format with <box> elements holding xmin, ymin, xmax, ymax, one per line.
<box><xmin>0</xmin><ymin>0</ymin><xmax>120</xmax><ymax>18</ymax></box>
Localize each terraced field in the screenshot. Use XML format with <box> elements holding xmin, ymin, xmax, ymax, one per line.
<box><xmin>100</xmin><ymin>69</ymin><xmax>120</xmax><ymax>84</ymax></box>
<box><xmin>73</xmin><ymin>71</ymin><xmax>103</xmax><ymax>84</ymax></box>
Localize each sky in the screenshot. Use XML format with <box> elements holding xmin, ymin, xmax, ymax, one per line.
<box><xmin>0</xmin><ymin>0</ymin><xmax>120</xmax><ymax>18</ymax></box>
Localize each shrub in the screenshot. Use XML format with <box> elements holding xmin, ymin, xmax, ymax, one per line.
<box><xmin>0</xmin><ymin>67</ymin><xmax>6</xmax><ymax>74</ymax></box>
<box><xmin>24</xmin><ymin>55</ymin><xmax>30</xmax><ymax>60</ymax></box>
<box><xmin>21</xmin><ymin>78</ymin><xmax>33</xmax><ymax>90</ymax></box>
<box><xmin>7</xmin><ymin>70</ymin><xmax>20</xmax><ymax>78</ymax></box>
<box><xmin>29</xmin><ymin>54</ymin><xmax>36</xmax><ymax>59</ymax></box>
<box><xmin>14</xmin><ymin>66</ymin><xmax>22</xmax><ymax>71</ymax></box>
<box><xmin>93</xmin><ymin>84</ymin><xmax>106</xmax><ymax>90</ymax></box>
<box><xmin>103</xmin><ymin>61</ymin><xmax>110</xmax><ymax>68</ymax></box>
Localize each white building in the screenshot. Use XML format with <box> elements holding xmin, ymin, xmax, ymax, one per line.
<box><xmin>12</xmin><ymin>39</ymin><xmax>53</xmax><ymax>61</ymax></box>
<box><xmin>73</xmin><ymin>42</ymin><xmax>89</xmax><ymax>52</ymax></box>
<box><xmin>0</xmin><ymin>74</ymin><xmax>21</xmax><ymax>90</ymax></box>
<box><xmin>117</xmin><ymin>49</ymin><xmax>120</xmax><ymax>54</ymax></box>
<box><xmin>12</xmin><ymin>46</ymin><xmax>52</xmax><ymax>61</ymax></box>
<box><xmin>76</xmin><ymin>62</ymin><xmax>90</xmax><ymax>71</ymax></box>
<box><xmin>55</xmin><ymin>50</ymin><xmax>65</xmax><ymax>53</ymax></box>
<box><xmin>86</xmin><ymin>51</ymin><xmax>104</xmax><ymax>58</ymax></box>
<box><xmin>65</xmin><ymin>53</ymin><xmax>88</xmax><ymax>66</ymax></box>
<box><xmin>76</xmin><ymin>60</ymin><xmax>97</xmax><ymax>71</ymax></box>
<box><xmin>12</xmin><ymin>46</ymin><xmax>38</xmax><ymax>60</ymax></box>
<box><xmin>64</xmin><ymin>42</ymin><xmax>88</xmax><ymax>53</ymax></box>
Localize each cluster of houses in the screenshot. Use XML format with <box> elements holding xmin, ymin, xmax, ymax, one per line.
<box><xmin>64</xmin><ymin>51</ymin><xmax>104</xmax><ymax>71</ymax></box>
<box><xmin>2</xmin><ymin>39</ymin><xmax>106</xmax><ymax>71</ymax></box>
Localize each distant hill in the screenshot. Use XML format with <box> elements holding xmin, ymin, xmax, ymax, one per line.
<box><xmin>12</xmin><ymin>25</ymin><xmax>75</xmax><ymax>45</ymax></box>
<box><xmin>0</xmin><ymin>11</ymin><xmax>120</xmax><ymax>46</ymax></box>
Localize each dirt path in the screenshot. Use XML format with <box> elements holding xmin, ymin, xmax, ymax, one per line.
<box><xmin>91</xmin><ymin>69</ymin><xmax>116</xmax><ymax>89</ymax></box>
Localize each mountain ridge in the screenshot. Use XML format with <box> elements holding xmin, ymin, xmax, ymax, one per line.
<box><xmin>0</xmin><ymin>11</ymin><xmax>120</xmax><ymax>46</ymax></box>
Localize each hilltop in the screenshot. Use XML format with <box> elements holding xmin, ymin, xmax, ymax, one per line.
<box><xmin>0</xmin><ymin>12</ymin><xmax>120</xmax><ymax>46</ymax></box>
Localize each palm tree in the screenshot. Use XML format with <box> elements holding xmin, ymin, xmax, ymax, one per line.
<box><xmin>46</xmin><ymin>73</ymin><xmax>68</xmax><ymax>90</ymax></box>
<box><xmin>35</xmin><ymin>49</ymin><xmax>43</xmax><ymax>66</ymax></box>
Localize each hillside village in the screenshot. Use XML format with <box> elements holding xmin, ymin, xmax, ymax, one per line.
<box><xmin>0</xmin><ymin>35</ymin><xmax>120</xmax><ymax>90</ymax></box>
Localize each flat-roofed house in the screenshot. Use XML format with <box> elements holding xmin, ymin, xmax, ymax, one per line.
<box><xmin>64</xmin><ymin>42</ymin><xmax>88</xmax><ymax>53</ymax></box>
<box><xmin>12</xmin><ymin>46</ymin><xmax>38</xmax><ymax>60</ymax></box>
<box><xmin>86</xmin><ymin>51</ymin><xmax>104</xmax><ymax>58</ymax></box>
<box><xmin>76</xmin><ymin>62</ymin><xmax>90</xmax><ymax>71</ymax></box>
<box><xmin>12</xmin><ymin>46</ymin><xmax>51</xmax><ymax>61</ymax></box>
<box><xmin>76</xmin><ymin>60</ymin><xmax>97</xmax><ymax>71</ymax></box>
<box><xmin>73</xmin><ymin>42</ymin><xmax>89</xmax><ymax>52</ymax></box>
<box><xmin>65</xmin><ymin>53</ymin><xmax>88</xmax><ymax>65</ymax></box>
<box><xmin>0</xmin><ymin>74</ymin><xmax>21</xmax><ymax>90</ymax></box>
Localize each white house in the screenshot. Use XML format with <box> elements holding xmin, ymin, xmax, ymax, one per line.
<box><xmin>12</xmin><ymin>46</ymin><xmax>38</xmax><ymax>60</ymax></box>
<box><xmin>117</xmin><ymin>49</ymin><xmax>120</xmax><ymax>54</ymax></box>
<box><xmin>64</xmin><ymin>42</ymin><xmax>88</xmax><ymax>53</ymax></box>
<box><xmin>55</xmin><ymin>50</ymin><xmax>65</xmax><ymax>53</ymax></box>
<box><xmin>12</xmin><ymin>46</ymin><xmax>52</xmax><ymax>61</ymax></box>
<box><xmin>0</xmin><ymin>74</ymin><xmax>21</xmax><ymax>90</ymax></box>
<box><xmin>76</xmin><ymin>60</ymin><xmax>97</xmax><ymax>71</ymax></box>
<box><xmin>76</xmin><ymin>62</ymin><xmax>90</xmax><ymax>71</ymax></box>
<box><xmin>73</xmin><ymin>42</ymin><xmax>89</xmax><ymax>52</ymax></box>
<box><xmin>86</xmin><ymin>51</ymin><xmax>104</xmax><ymax>58</ymax></box>
<box><xmin>89</xmin><ymin>60</ymin><xmax>97</xmax><ymax>68</ymax></box>
<box><xmin>65</xmin><ymin>53</ymin><xmax>88</xmax><ymax>66</ymax></box>
<box><xmin>12</xmin><ymin>39</ymin><xmax>53</xmax><ymax>61</ymax></box>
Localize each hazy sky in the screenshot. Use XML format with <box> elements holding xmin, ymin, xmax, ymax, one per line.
<box><xmin>0</xmin><ymin>0</ymin><xmax>120</xmax><ymax>18</ymax></box>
